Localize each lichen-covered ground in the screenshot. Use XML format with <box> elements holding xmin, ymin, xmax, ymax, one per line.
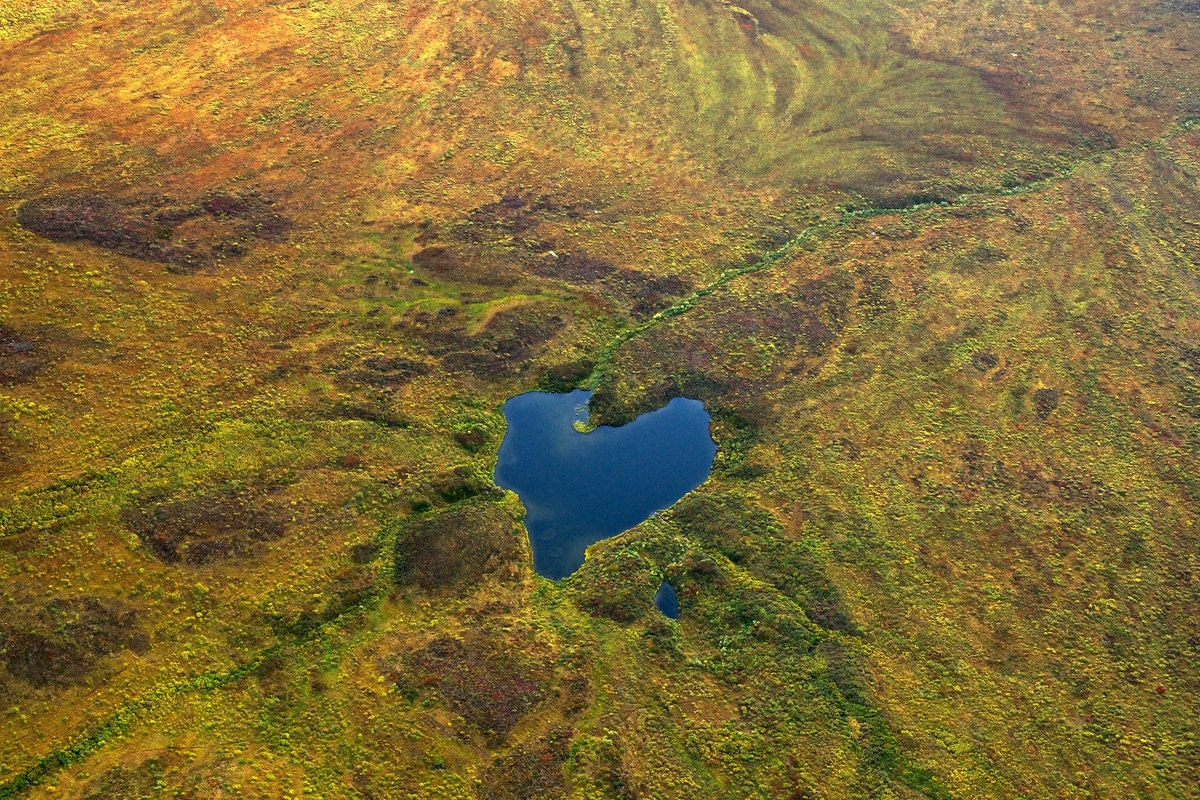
<box><xmin>1</xmin><ymin>0</ymin><xmax>1199</xmax><ymax>797</ymax></box>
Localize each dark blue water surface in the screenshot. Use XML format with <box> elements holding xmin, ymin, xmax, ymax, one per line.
<box><xmin>494</xmin><ymin>390</ymin><xmax>716</xmax><ymax>580</ymax></box>
<box><xmin>654</xmin><ymin>581</ymin><xmax>680</xmax><ymax>619</ymax></box>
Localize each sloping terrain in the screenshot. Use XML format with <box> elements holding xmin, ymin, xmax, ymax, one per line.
<box><xmin>1</xmin><ymin>0</ymin><xmax>1199</xmax><ymax>797</ymax></box>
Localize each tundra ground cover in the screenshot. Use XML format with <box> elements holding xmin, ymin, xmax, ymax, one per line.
<box><xmin>1</xmin><ymin>0</ymin><xmax>1199</xmax><ymax>797</ymax></box>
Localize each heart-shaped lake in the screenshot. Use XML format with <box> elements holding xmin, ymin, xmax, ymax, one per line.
<box><xmin>494</xmin><ymin>389</ymin><xmax>717</xmax><ymax>580</ymax></box>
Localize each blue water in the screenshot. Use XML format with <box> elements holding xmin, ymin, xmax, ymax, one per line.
<box><xmin>494</xmin><ymin>390</ymin><xmax>716</xmax><ymax>580</ymax></box>
<box><xmin>654</xmin><ymin>581</ymin><xmax>680</xmax><ymax>619</ymax></box>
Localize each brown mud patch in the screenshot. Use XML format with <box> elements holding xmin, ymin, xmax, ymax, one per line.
<box><xmin>970</xmin><ymin>351</ymin><xmax>999</xmax><ymax>371</ymax></box>
<box><xmin>16</xmin><ymin>191</ymin><xmax>290</xmax><ymax>273</ymax></box>
<box><xmin>332</xmin><ymin>354</ymin><xmax>431</xmax><ymax>390</ymax></box>
<box><xmin>531</xmin><ymin>253</ymin><xmax>692</xmax><ymax>320</ymax></box>
<box><xmin>396</xmin><ymin>635</ymin><xmax>552</xmax><ymax>747</ymax></box>
<box><xmin>531</xmin><ymin>251</ymin><xmax>618</xmax><ymax>282</ymax></box>
<box><xmin>479</xmin><ymin>724</ymin><xmax>573</xmax><ymax>800</ymax></box>
<box><xmin>455</xmin><ymin>194</ymin><xmax>599</xmax><ymax>243</ymax></box>
<box><xmin>411</xmin><ymin>245</ymin><xmax>519</xmax><ymax>287</ymax></box>
<box><xmin>453</xmin><ymin>426</ymin><xmax>490</xmax><ymax>452</ymax></box>
<box><xmin>539</xmin><ymin>358</ymin><xmax>594</xmax><ymax>392</ymax></box>
<box><xmin>398</xmin><ymin>302</ymin><xmax>566</xmax><ymax>379</ymax></box>
<box><xmin>611</xmin><ymin>269</ymin><xmax>692</xmax><ymax>320</ymax></box>
<box><xmin>120</xmin><ymin>487</ymin><xmax>288</xmax><ymax>565</ymax></box>
<box><xmin>1</xmin><ymin>596</ymin><xmax>146</xmax><ymax>688</ymax></box>
<box><xmin>349</xmin><ymin>541</ymin><xmax>379</xmax><ymax>564</ymax></box>
<box><xmin>421</xmin><ymin>194</ymin><xmax>693</xmax><ymax>320</ymax></box>
<box><xmin>394</xmin><ymin>501</ymin><xmax>520</xmax><ymax>593</ymax></box>
<box><xmin>0</xmin><ymin>323</ymin><xmax>51</xmax><ymax>386</ymax></box>
<box><xmin>1033</xmin><ymin>387</ymin><xmax>1061</xmax><ymax>419</ymax></box>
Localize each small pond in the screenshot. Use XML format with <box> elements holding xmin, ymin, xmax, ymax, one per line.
<box><xmin>654</xmin><ymin>581</ymin><xmax>680</xmax><ymax>619</ymax></box>
<box><xmin>494</xmin><ymin>389</ymin><xmax>716</xmax><ymax>580</ymax></box>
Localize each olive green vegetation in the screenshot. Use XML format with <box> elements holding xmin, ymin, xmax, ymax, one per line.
<box><xmin>2</xmin><ymin>0</ymin><xmax>1200</xmax><ymax>797</ymax></box>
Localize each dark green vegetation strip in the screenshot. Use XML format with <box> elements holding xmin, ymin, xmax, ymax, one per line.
<box><xmin>0</xmin><ymin>513</ymin><xmax>406</xmax><ymax>799</ymax></box>
<box><xmin>0</xmin><ymin>652</ymin><xmax>278</xmax><ymax>800</ymax></box>
<box><xmin>0</xmin><ymin>614</ymin><xmax>367</xmax><ymax>798</ymax></box>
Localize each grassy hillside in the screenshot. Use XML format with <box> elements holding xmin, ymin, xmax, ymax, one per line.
<box><xmin>1</xmin><ymin>0</ymin><xmax>1198</xmax><ymax>797</ymax></box>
